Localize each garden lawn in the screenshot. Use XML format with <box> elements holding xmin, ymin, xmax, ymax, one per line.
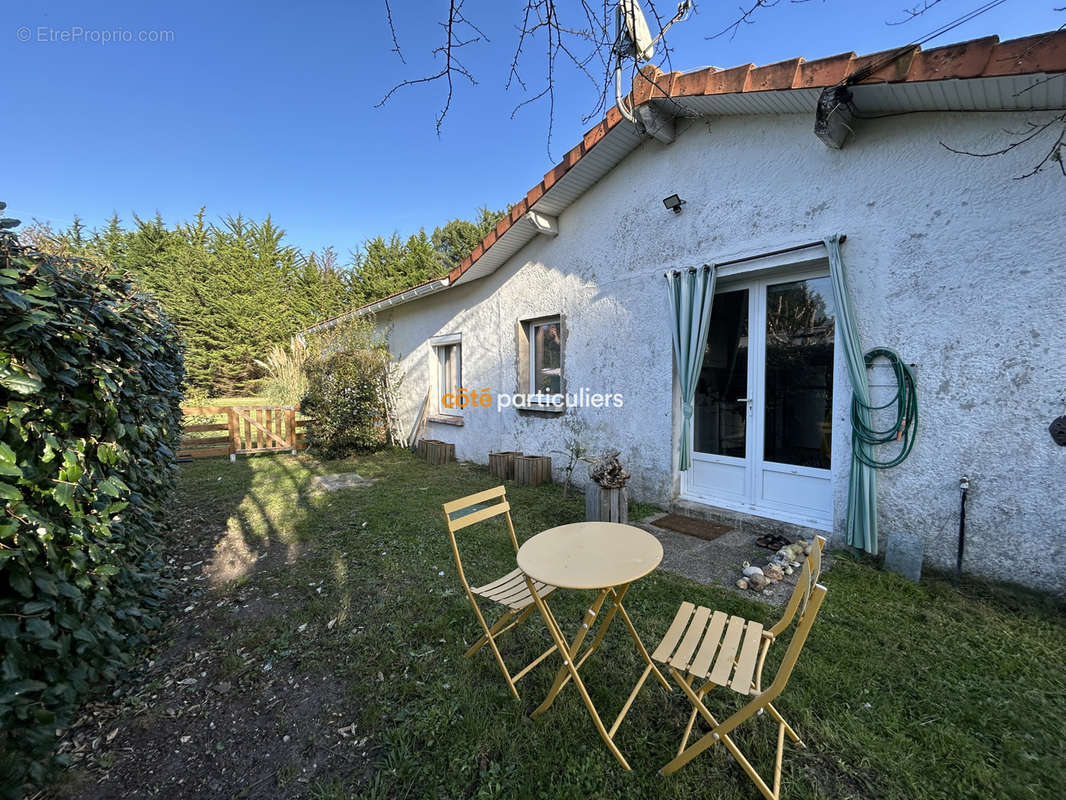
<box><xmin>49</xmin><ymin>451</ymin><xmax>1065</xmax><ymax>800</ymax></box>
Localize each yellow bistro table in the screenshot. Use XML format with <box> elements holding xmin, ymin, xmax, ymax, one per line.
<box><xmin>517</xmin><ymin>521</ymin><xmax>671</xmax><ymax>769</ymax></box>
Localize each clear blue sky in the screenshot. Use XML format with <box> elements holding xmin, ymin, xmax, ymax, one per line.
<box><xmin>8</xmin><ymin>0</ymin><xmax>1061</xmax><ymax>257</ymax></box>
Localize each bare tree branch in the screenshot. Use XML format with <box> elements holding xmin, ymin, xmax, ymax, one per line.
<box><xmin>1013</xmin><ymin>71</ymin><xmax>1066</xmax><ymax>97</ymax></box>
<box><xmin>505</xmin><ymin>1</ymin><xmax>616</xmax><ymax>157</ymax></box>
<box><xmin>383</xmin><ymin>0</ymin><xmax>407</xmax><ymax>64</ymax></box>
<box><xmin>378</xmin><ymin>1</ymin><xmax>688</xmax><ymax>158</ymax></box>
<box><xmin>887</xmin><ymin>0</ymin><xmax>947</xmax><ymax>26</ymax></box>
<box><xmin>377</xmin><ymin>0</ymin><xmax>1064</xmax><ymax>179</ymax></box>
<box><xmin>941</xmin><ymin>113</ymin><xmax>1066</xmax><ymax>179</ymax></box>
<box><xmin>375</xmin><ymin>0</ymin><xmax>487</xmax><ymax>135</ymax></box>
<box><xmin>708</xmin><ymin>0</ymin><xmax>814</xmax><ymax>42</ymax></box>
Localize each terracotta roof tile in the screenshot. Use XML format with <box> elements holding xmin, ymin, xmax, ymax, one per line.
<box><xmin>703</xmin><ymin>63</ymin><xmax>755</xmax><ymax>96</ymax></box>
<box><xmin>582</xmin><ymin>118</ymin><xmax>610</xmax><ymax>150</ymax></box>
<box><xmin>909</xmin><ymin>36</ymin><xmax>997</xmax><ymax>81</ymax></box>
<box><xmin>332</xmin><ymin>29</ymin><xmax>1066</xmax><ymax>319</ymax></box>
<box><xmin>632</xmin><ymin>64</ymin><xmax>660</xmax><ymax>106</ymax></box>
<box><xmin>672</xmin><ymin>65</ymin><xmax>721</xmax><ymax>97</ymax></box>
<box><xmin>984</xmin><ymin>31</ymin><xmax>1066</xmax><ymax>77</ymax></box>
<box><xmin>848</xmin><ymin>45</ymin><xmax>919</xmax><ymax>83</ymax></box>
<box><xmin>748</xmin><ymin>57</ymin><xmax>805</xmax><ymax>91</ymax></box>
<box><xmin>797</xmin><ymin>52</ymin><xmax>856</xmax><ymax>88</ymax></box>
<box><xmin>525</xmin><ymin>182</ymin><xmax>545</xmax><ymax>207</ymax></box>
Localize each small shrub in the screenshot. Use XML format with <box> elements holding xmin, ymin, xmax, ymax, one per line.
<box><xmin>0</xmin><ymin>207</ymin><xmax>184</xmax><ymax>795</ymax></box>
<box><xmin>300</xmin><ymin>319</ymin><xmax>395</xmax><ymax>458</ymax></box>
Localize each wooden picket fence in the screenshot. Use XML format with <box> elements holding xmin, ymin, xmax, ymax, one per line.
<box><xmin>179</xmin><ymin>406</ymin><xmax>312</xmax><ymax>460</ymax></box>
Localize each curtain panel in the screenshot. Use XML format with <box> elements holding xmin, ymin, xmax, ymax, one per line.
<box><xmin>824</xmin><ymin>234</ymin><xmax>878</xmax><ymax>554</ymax></box>
<box><xmin>665</xmin><ymin>266</ymin><xmax>716</xmax><ymax>472</ymax></box>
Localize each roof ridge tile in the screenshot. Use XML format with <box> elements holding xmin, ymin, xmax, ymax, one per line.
<box><xmin>985</xmin><ymin>31</ymin><xmax>1066</xmax><ymax>77</ymax></box>
<box><xmin>747</xmin><ymin>56</ymin><xmax>805</xmax><ymax>92</ymax></box>
<box><xmin>910</xmin><ymin>35</ymin><xmax>999</xmax><ymax>81</ymax></box>
<box><xmin>797</xmin><ymin>52</ymin><xmax>857</xmax><ymax>88</ymax></box>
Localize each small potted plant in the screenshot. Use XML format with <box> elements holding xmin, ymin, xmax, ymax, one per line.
<box><xmin>584</xmin><ymin>449</ymin><xmax>630</xmax><ymax>523</ymax></box>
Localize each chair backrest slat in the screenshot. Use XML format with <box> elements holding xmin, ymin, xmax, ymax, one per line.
<box><xmin>769</xmin><ymin>559</ymin><xmax>811</xmax><ymax>639</ymax></box>
<box><xmin>765</xmin><ymin>583</ymin><xmax>826</xmax><ymax>699</ymax></box>
<box><xmin>443</xmin><ymin>486</ymin><xmax>506</xmax><ymax>515</ymax></box>
<box><xmin>442</xmin><ymin>487</ymin><xmax>521</xmax><ymax>594</ymax></box>
<box><xmin>769</xmin><ymin>535</ymin><xmax>826</xmax><ymax>638</ymax></box>
<box><xmin>448</xmin><ymin>500</ymin><xmax>511</xmax><ymax>532</ymax></box>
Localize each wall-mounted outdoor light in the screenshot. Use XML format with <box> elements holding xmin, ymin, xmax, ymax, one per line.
<box><xmin>663</xmin><ymin>194</ymin><xmax>686</xmax><ymax>214</ymax></box>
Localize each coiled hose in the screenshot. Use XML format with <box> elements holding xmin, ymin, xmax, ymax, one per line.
<box><xmin>851</xmin><ymin>347</ymin><xmax>917</xmax><ymax>469</ymax></box>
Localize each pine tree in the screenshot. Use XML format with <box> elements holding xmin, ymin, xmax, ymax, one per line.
<box><xmin>25</xmin><ymin>204</ymin><xmax>506</xmax><ymax>394</ymax></box>
<box><xmin>431</xmin><ymin>206</ymin><xmax>507</xmax><ymax>271</ymax></box>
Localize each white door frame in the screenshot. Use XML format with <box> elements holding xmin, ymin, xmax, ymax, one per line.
<box><xmin>680</xmin><ymin>259</ymin><xmax>836</xmax><ymax>531</ymax></box>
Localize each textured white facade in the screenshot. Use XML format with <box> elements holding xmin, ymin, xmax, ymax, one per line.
<box><xmin>377</xmin><ymin>111</ymin><xmax>1066</xmax><ymax>592</ymax></box>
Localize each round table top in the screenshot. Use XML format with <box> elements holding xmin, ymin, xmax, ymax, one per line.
<box><xmin>517</xmin><ymin>522</ymin><xmax>664</xmax><ymax>590</ymax></box>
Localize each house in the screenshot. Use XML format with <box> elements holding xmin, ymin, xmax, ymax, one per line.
<box><xmin>307</xmin><ymin>32</ymin><xmax>1066</xmax><ymax>592</ymax></box>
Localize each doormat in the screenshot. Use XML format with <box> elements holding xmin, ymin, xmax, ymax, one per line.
<box><xmin>651</xmin><ymin>514</ymin><xmax>732</xmax><ymax>542</ymax></box>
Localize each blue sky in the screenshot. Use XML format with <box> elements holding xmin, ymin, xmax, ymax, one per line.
<box><xmin>8</xmin><ymin>0</ymin><xmax>1061</xmax><ymax>257</ymax></box>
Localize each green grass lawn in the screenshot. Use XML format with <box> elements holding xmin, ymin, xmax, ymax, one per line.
<box><xmin>56</xmin><ymin>450</ymin><xmax>1066</xmax><ymax>799</ymax></box>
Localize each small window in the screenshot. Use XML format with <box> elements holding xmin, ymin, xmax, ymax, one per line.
<box><xmin>529</xmin><ymin>318</ymin><xmax>562</xmax><ymax>399</ymax></box>
<box><xmin>432</xmin><ymin>335</ymin><xmax>462</xmax><ymax>416</ymax></box>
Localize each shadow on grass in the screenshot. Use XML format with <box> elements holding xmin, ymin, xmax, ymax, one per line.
<box><xmin>49</xmin><ymin>449</ymin><xmax>1066</xmax><ymax>800</ymax></box>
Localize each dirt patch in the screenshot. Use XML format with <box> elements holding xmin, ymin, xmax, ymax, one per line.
<box><xmin>56</xmin><ymin>661</ymin><xmax>368</xmax><ymax>800</ymax></box>
<box><xmin>309</xmin><ymin>472</ymin><xmax>374</xmax><ymax>492</ymax></box>
<box><xmin>207</xmin><ymin>526</ymin><xmax>302</xmax><ymax>586</ymax></box>
<box><xmin>46</xmin><ymin>482</ymin><xmax>369</xmax><ymax>800</ymax></box>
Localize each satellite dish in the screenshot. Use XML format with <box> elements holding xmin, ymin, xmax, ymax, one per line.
<box><xmin>619</xmin><ymin>0</ymin><xmax>656</xmax><ymax>62</ymax></box>
<box><xmin>613</xmin><ymin>1</ymin><xmax>693</xmax><ymax>124</ymax></box>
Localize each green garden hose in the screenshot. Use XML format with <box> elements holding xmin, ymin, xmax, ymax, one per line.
<box><xmin>851</xmin><ymin>347</ymin><xmax>917</xmax><ymax>469</ymax></box>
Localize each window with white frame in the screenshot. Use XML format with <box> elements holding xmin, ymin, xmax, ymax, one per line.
<box><xmin>431</xmin><ymin>334</ymin><xmax>462</xmax><ymax>416</ymax></box>
<box><xmin>529</xmin><ymin>318</ymin><xmax>562</xmax><ymax>401</ymax></box>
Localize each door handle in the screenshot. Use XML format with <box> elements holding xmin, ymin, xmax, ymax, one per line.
<box><xmin>736</xmin><ymin>397</ymin><xmax>752</xmax><ymax>403</ymax></box>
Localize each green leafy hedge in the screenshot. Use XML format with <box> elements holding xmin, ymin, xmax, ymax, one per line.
<box><xmin>0</xmin><ymin>213</ymin><xmax>184</xmax><ymax>794</ymax></box>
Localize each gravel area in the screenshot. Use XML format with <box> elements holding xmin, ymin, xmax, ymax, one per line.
<box><xmin>636</xmin><ymin>510</ymin><xmax>834</xmax><ymax>607</ymax></box>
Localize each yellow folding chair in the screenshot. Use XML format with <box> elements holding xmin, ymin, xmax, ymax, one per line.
<box><xmin>641</xmin><ymin>538</ymin><xmax>828</xmax><ymax>800</ymax></box>
<box><xmin>442</xmin><ymin>486</ymin><xmax>557</xmax><ymax>699</ymax></box>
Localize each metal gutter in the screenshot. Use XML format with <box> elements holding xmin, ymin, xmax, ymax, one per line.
<box><xmin>301</xmin><ymin>277</ymin><xmax>451</xmax><ymax>335</ymax></box>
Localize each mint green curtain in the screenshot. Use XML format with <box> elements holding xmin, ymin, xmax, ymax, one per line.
<box><xmin>666</xmin><ymin>266</ymin><xmax>716</xmax><ymax>471</ymax></box>
<box><xmin>824</xmin><ymin>235</ymin><xmax>878</xmax><ymax>554</ymax></box>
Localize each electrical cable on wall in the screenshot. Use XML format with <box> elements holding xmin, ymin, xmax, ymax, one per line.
<box><xmin>851</xmin><ymin>348</ymin><xmax>918</xmax><ymax>469</ymax></box>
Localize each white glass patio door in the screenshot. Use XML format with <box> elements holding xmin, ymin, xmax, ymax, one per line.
<box><xmin>681</xmin><ymin>269</ymin><xmax>836</xmax><ymax>530</ymax></box>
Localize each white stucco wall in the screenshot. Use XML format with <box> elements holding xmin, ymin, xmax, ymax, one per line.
<box><xmin>378</xmin><ymin>110</ymin><xmax>1066</xmax><ymax>592</ymax></box>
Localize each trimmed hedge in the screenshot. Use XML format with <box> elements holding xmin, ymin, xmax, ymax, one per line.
<box><xmin>302</xmin><ymin>347</ymin><xmax>391</xmax><ymax>458</ymax></box>
<box><xmin>0</xmin><ymin>218</ymin><xmax>184</xmax><ymax>794</ymax></box>
<box><xmin>300</xmin><ymin>318</ymin><xmax>394</xmax><ymax>459</ymax></box>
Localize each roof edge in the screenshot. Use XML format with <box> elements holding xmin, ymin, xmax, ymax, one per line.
<box><xmin>300</xmin><ymin>276</ymin><xmax>451</xmax><ymax>335</ymax></box>
<box><xmin>317</xmin><ymin>29</ymin><xmax>1066</xmax><ymax>326</ymax></box>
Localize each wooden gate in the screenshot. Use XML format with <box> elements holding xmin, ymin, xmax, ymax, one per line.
<box><xmin>178</xmin><ymin>406</ymin><xmax>310</xmax><ymax>460</ymax></box>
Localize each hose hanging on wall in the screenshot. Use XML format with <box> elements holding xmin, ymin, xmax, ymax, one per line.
<box><xmin>851</xmin><ymin>347</ymin><xmax>918</xmax><ymax>469</ymax></box>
